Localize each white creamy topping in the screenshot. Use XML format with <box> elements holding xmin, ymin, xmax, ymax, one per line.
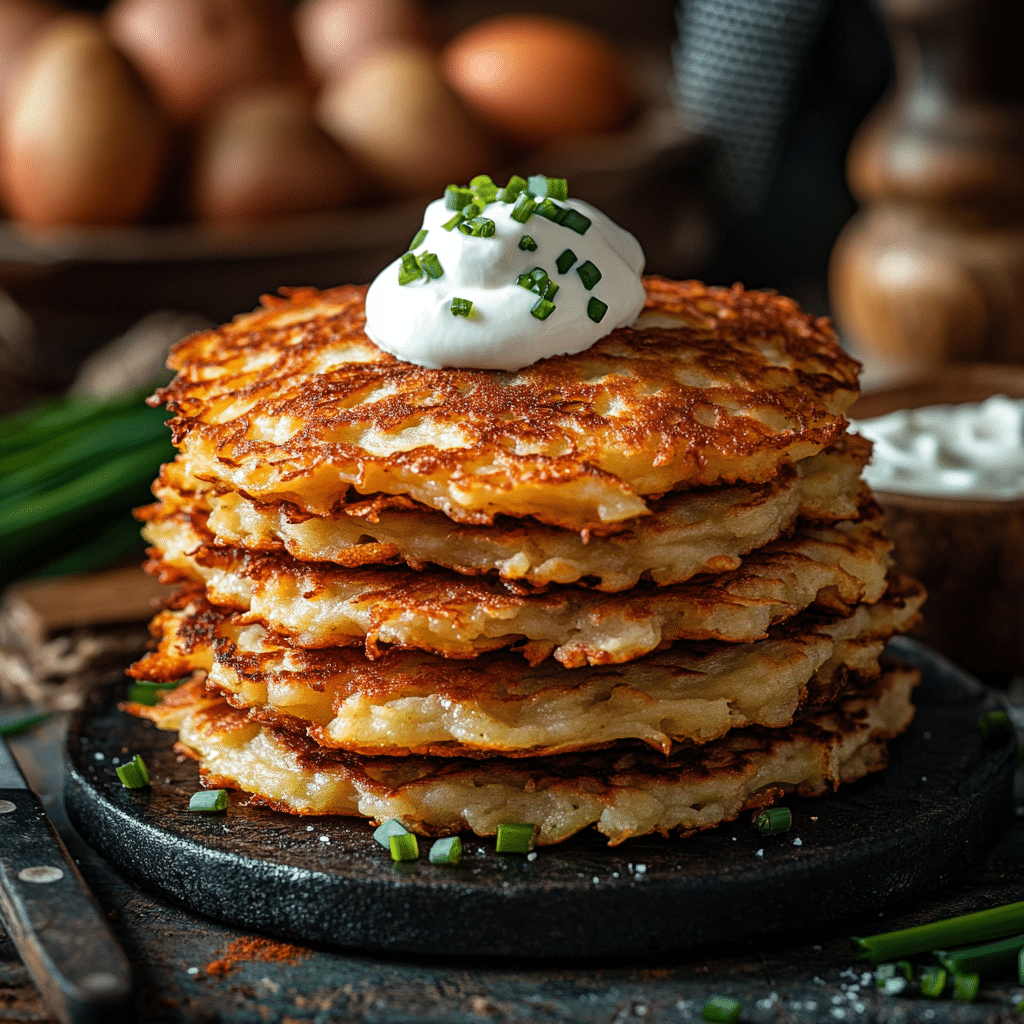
<box><xmin>849</xmin><ymin>395</ymin><xmax>1024</xmax><ymax>500</ymax></box>
<box><xmin>364</xmin><ymin>193</ymin><xmax>646</xmax><ymax>370</ymax></box>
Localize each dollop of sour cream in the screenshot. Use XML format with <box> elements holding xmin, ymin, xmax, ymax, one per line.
<box><xmin>364</xmin><ymin>185</ymin><xmax>646</xmax><ymax>370</ymax></box>
<box><xmin>849</xmin><ymin>395</ymin><xmax>1024</xmax><ymax>500</ymax></box>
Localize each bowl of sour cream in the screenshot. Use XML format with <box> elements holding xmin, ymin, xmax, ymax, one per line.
<box><xmin>849</xmin><ymin>364</ymin><xmax>1024</xmax><ymax>680</ymax></box>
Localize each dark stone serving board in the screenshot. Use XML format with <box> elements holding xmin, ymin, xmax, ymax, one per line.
<box><xmin>64</xmin><ymin>638</ymin><xmax>1017</xmax><ymax>959</ymax></box>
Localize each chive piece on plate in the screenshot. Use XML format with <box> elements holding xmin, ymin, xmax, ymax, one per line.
<box><xmin>701</xmin><ymin>996</ymin><xmax>742</xmax><ymax>1022</ymax></box>
<box><xmin>531</xmin><ymin>298</ymin><xmax>555</xmax><ymax>321</ymax></box>
<box><xmin>419</xmin><ymin>252</ymin><xmax>444</xmax><ymax>279</ymax></box>
<box><xmin>116</xmin><ymin>754</ymin><xmax>151</xmax><ymax>789</ymax></box>
<box><xmin>408</xmin><ymin>228</ymin><xmax>428</xmax><ymax>251</ymax></box>
<box><xmin>451</xmin><ymin>297</ymin><xmax>473</xmax><ymax>317</ymax></box>
<box><xmin>896</xmin><ymin>960</ymin><xmax>914</xmax><ymax>981</ymax></box>
<box><xmin>510</xmin><ymin>193</ymin><xmax>536</xmax><ymax>223</ymax></box>
<box><xmin>576</xmin><ymin>260</ymin><xmax>602</xmax><ymax>289</ymax></box>
<box><xmin>874</xmin><ymin>964</ymin><xmax>897</xmax><ymax>987</ymax></box>
<box><xmin>373</xmin><ymin>818</ymin><xmax>409</xmax><ymax>849</ymax></box>
<box><xmin>429</xmin><ymin>836</ymin><xmax>463</xmax><ymax>865</ymax></box>
<box><xmin>188</xmin><ymin>789</ymin><xmax>228</xmax><ymax>813</ymax></box>
<box><xmin>587</xmin><ymin>297</ymin><xmax>607</xmax><ymax>323</ymax></box>
<box><xmin>937</xmin><ymin>932</ymin><xmax>1024</xmax><ymax>978</ymax></box>
<box><xmin>389</xmin><ymin>832</ymin><xmax>419</xmax><ymax>861</ymax></box>
<box><xmin>518</xmin><ymin>235</ymin><xmax>537</xmax><ymax>251</ymax></box>
<box><xmin>755</xmin><ymin>807</ymin><xmax>792</xmax><ymax>835</ymax></box>
<box><xmin>127</xmin><ymin>681</ymin><xmax>182</xmax><ymax>706</ymax></box>
<box><xmin>561</xmin><ymin>209</ymin><xmax>591</xmax><ymax>234</ymax></box>
<box><xmin>495</xmin><ymin>822</ymin><xmax>535</xmax><ymax>853</ymax></box>
<box><xmin>979</xmin><ymin>710</ymin><xmax>1012</xmax><ymax>738</ymax></box>
<box><xmin>920</xmin><ymin>966</ymin><xmax>947</xmax><ymax>999</ymax></box>
<box><xmin>398</xmin><ymin>252</ymin><xmax>422</xmax><ymax>285</ymax></box>
<box><xmin>953</xmin><ymin>972</ymin><xmax>980</xmax><ymax>1002</ymax></box>
<box><xmin>500</xmin><ymin>175</ymin><xmax>528</xmax><ymax>203</ymax></box>
<box><xmin>0</xmin><ymin>711</ymin><xmax>51</xmax><ymax>738</ymax></box>
<box><xmin>852</xmin><ymin>901</ymin><xmax>1024</xmax><ymax>963</ymax></box>
<box><xmin>555</xmin><ymin>248</ymin><xmax>577</xmax><ymax>274</ymax></box>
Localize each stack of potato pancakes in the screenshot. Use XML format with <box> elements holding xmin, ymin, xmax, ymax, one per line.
<box><xmin>128</xmin><ymin>277</ymin><xmax>925</xmax><ymax>846</ymax></box>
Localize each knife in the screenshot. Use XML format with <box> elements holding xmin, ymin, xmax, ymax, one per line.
<box><xmin>0</xmin><ymin>735</ymin><xmax>133</xmax><ymax>1024</ymax></box>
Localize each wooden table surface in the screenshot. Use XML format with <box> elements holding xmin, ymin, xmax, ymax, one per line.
<box><xmin>3</xmin><ymin>699</ymin><xmax>1024</xmax><ymax>1024</ymax></box>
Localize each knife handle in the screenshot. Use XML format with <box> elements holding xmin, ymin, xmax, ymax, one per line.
<box><xmin>0</xmin><ymin>790</ymin><xmax>133</xmax><ymax>1024</ymax></box>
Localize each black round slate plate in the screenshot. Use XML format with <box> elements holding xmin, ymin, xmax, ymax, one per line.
<box><xmin>64</xmin><ymin>638</ymin><xmax>1016</xmax><ymax>958</ymax></box>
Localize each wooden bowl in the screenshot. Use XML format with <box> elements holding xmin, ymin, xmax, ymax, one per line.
<box><xmin>850</xmin><ymin>364</ymin><xmax>1024</xmax><ymax>679</ymax></box>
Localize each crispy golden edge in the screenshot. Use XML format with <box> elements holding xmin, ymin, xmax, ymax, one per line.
<box><xmin>152</xmin><ymin>279</ymin><xmax>861</xmax><ymax>528</ymax></box>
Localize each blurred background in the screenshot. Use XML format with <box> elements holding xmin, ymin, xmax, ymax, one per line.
<box><xmin>1</xmin><ymin>0</ymin><xmax>1022</xmax><ymax>696</ymax></box>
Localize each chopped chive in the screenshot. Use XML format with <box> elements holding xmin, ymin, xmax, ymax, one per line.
<box><xmin>853</xmin><ymin>900</ymin><xmax>1024</xmax><ymax>963</ymax></box>
<box><xmin>555</xmin><ymin>249</ymin><xmax>577</xmax><ymax>274</ymax></box>
<box><xmin>373</xmin><ymin>818</ymin><xmax>409</xmax><ymax>849</ymax></box>
<box><xmin>442</xmin><ymin>212</ymin><xmax>466</xmax><ymax>231</ymax></box>
<box><xmin>407</xmin><ymin>228</ymin><xmax>428</xmax><ymax>251</ymax></box>
<box><xmin>451</xmin><ymin>297</ymin><xmax>473</xmax><ymax>317</ymax></box>
<box><xmin>953</xmin><ymin>972</ymin><xmax>980</xmax><ymax>1002</ymax></box>
<box><xmin>510</xmin><ymin>193</ymin><xmax>536</xmax><ymax>223</ymax></box>
<box><xmin>536</xmin><ymin>198</ymin><xmax>567</xmax><ymax>223</ymax></box>
<box><xmin>418</xmin><ymin>252</ymin><xmax>444</xmax><ymax>279</ymax></box>
<box><xmin>587</xmin><ymin>297</ymin><xmax>608</xmax><ymax>323</ymax></box>
<box><xmin>531</xmin><ymin>298</ymin><xmax>555</xmax><ymax>321</ymax></box>
<box><xmin>576</xmin><ymin>260</ymin><xmax>602</xmax><ymax>289</ymax></box>
<box><xmin>398</xmin><ymin>252</ymin><xmax>422</xmax><ymax>285</ymax></box>
<box><xmin>444</xmin><ymin>184</ymin><xmax>473</xmax><ymax>210</ymax></box>
<box><xmin>920</xmin><ymin>966</ymin><xmax>947</xmax><ymax>999</ymax></box>
<box><xmin>896</xmin><ymin>960</ymin><xmax>914</xmax><ymax>981</ymax></box>
<box><xmin>527</xmin><ymin>174</ymin><xmax>566</xmax><ymax>200</ymax></box>
<box><xmin>755</xmin><ymin>807</ymin><xmax>792</xmax><ymax>835</ymax></box>
<box><xmin>389</xmin><ymin>832</ymin><xmax>419</xmax><ymax>861</ymax></box>
<box><xmin>701</xmin><ymin>996</ymin><xmax>742</xmax><ymax>1022</ymax></box>
<box><xmin>517</xmin><ymin>272</ymin><xmax>535</xmax><ymax>291</ymax></box>
<box><xmin>116</xmin><ymin>754</ymin><xmax>150</xmax><ymax>789</ymax></box>
<box><xmin>0</xmin><ymin>711</ymin><xmax>51</xmax><ymax>737</ymax></box>
<box><xmin>127</xmin><ymin>681</ymin><xmax>183</xmax><ymax>706</ymax></box>
<box><xmin>470</xmin><ymin>174</ymin><xmax>498</xmax><ymax>204</ymax></box>
<box><xmin>529</xmin><ymin>266</ymin><xmax>547</xmax><ymax>286</ymax></box>
<box><xmin>979</xmin><ymin>710</ymin><xmax>1012</xmax><ymax>738</ymax></box>
<box><xmin>542</xmin><ymin>279</ymin><xmax>559</xmax><ymax>301</ymax></box>
<box><xmin>1020</xmin><ymin>947</ymin><xmax>1024</xmax><ymax>983</ymax></box>
<box><xmin>545</xmin><ymin>178</ymin><xmax>568</xmax><ymax>201</ymax></box>
<box><xmin>518</xmin><ymin>235</ymin><xmax>537</xmax><ymax>251</ymax></box>
<box><xmin>457</xmin><ymin>217</ymin><xmax>496</xmax><ymax>238</ymax></box>
<box><xmin>429</xmin><ymin>836</ymin><xmax>463</xmax><ymax>865</ymax></box>
<box><xmin>518</xmin><ymin>267</ymin><xmax>551</xmax><ymax>295</ymax></box>
<box><xmin>937</xmin><ymin>932</ymin><xmax>1024</xmax><ymax>977</ymax></box>
<box><xmin>188</xmin><ymin>789</ymin><xmax>228</xmax><ymax>812</ymax></box>
<box><xmin>874</xmin><ymin>963</ymin><xmax>897</xmax><ymax>987</ymax></box>
<box><xmin>496</xmin><ymin>823</ymin><xmax>536</xmax><ymax>852</ymax></box>
<box><xmin>460</xmin><ymin>202</ymin><xmax>482</xmax><ymax>220</ymax></box>
<box><xmin>561</xmin><ymin>208</ymin><xmax>591</xmax><ymax>235</ymax></box>
<box><xmin>500</xmin><ymin>175</ymin><xmax>528</xmax><ymax>202</ymax></box>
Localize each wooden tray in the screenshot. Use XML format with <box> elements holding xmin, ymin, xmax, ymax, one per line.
<box><xmin>63</xmin><ymin>638</ymin><xmax>1016</xmax><ymax>958</ymax></box>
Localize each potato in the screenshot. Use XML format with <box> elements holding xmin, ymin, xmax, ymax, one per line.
<box><xmin>293</xmin><ymin>0</ymin><xmax>431</xmax><ymax>81</ymax></box>
<box><xmin>0</xmin><ymin>0</ymin><xmax>61</xmax><ymax>115</ymax></box>
<box><xmin>0</xmin><ymin>14</ymin><xmax>167</xmax><ymax>226</ymax></box>
<box><xmin>106</xmin><ymin>0</ymin><xmax>304</xmax><ymax>125</ymax></box>
<box><xmin>441</xmin><ymin>15</ymin><xmax>633</xmax><ymax>149</ymax></box>
<box><xmin>192</xmin><ymin>83</ymin><xmax>361</xmax><ymax>221</ymax></box>
<box><xmin>316</xmin><ymin>41</ymin><xmax>498</xmax><ymax>199</ymax></box>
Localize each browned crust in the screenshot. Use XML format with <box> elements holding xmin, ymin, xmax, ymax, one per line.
<box><xmin>151</xmin><ymin>279</ymin><xmax>861</xmax><ymax>525</ymax></box>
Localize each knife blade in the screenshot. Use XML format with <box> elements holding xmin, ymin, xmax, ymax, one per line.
<box><xmin>0</xmin><ymin>735</ymin><xmax>133</xmax><ymax>1024</ymax></box>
